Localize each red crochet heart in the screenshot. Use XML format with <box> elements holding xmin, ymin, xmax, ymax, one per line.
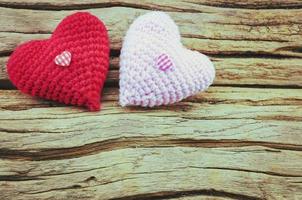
<box><xmin>7</xmin><ymin>12</ymin><xmax>110</xmax><ymax>111</ymax></box>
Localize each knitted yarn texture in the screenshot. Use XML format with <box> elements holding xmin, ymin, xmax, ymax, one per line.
<box><xmin>7</xmin><ymin>12</ymin><xmax>110</xmax><ymax>111</ymax></box>
<box><xmin>119</xmin><ymin>12</ymin><xmax>215</xmax><ymax>107</ymax></box>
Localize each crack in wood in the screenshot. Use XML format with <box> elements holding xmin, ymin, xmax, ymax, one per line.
<box><xmin>0</xmin><ymin>175</ymin><xmax>44</xmax><ymax>181</ymax></box>
<box><xmin>201</xmin><ymin>167</ymin><xmax>302</xmax><ymax>178</ymax></box>
<box><xmin>208</xmin><ymin>20</ymin><xmax>302</xmax><ymax>27</ymax></box>
<box><xmin>1</xmin><ymin>0</ymin><xmax>302</xmax><ymax>11</ymax></box>
<box><xmin>2</xmin><ymin>79</ymin><xmax>302</xmax><ymax>91</ymax></box>
<box><xmin>0</xmin><ymin>2</ymin><xmax>202</xmax><ymax>13</ymax></box>
<box><xmin>127</xmin><ymin>165</ymin><xmax>302</xmax><ymax>178</ymax></box>
<box><xmin>203</xmin><ymin>50</ymin><xmax>302</xmax><ymax>59</ymax></box>
<box><xmin>213</xmin><ymin>84</ymin><xmax>302</xmax><ymax>89</ymax></box>
<box><xmin>0</xmin><ymin>30</ymin><xmax>51</xmax><ymax>34</ymax></box>
<box><xmin>182</xmin><ymin>34</ymin><xmax>290</xmax><ymax>43</ymax></box>
<box><xmin>19</xmin><ymin>177</ymin><xmax>138</xmax><ymax>195</ymax></box>
<box><xmin>184</xmin><ymin>0</ymin><xmax>302</xmax><ymax>10</ymax></box>
<box><xmin>0</xmin><ymin>137</ymin><xmax>301</xmax><ymax>161</ymax></box>
<box><xmin>108</xmin><ymin>189</ymin><xmax>262</xmax><ymax>200</ymax></box>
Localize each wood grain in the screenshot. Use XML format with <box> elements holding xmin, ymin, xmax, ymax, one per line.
<box><xmin>0</xmin><ymin>87</ymin><xmax>301</xmax><ymax>151</ymax></box>
<box><xmin>0</xmin><ymin>88</ymin><xmax>301</xmax><ymax>200</ymax></box>
<box><xmin>1</xmin><ymin>147</ymin><xmax>302</xmax><ymax>200</ymax></box>
<box><xmin>1</xmin><ymin>6</ymin><xmax>302</xmax><ymax>57</ymax></box>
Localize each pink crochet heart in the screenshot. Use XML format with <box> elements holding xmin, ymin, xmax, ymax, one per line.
<box><xmin>119</xmin><ymin>12</ymin><xmax>215</xmax><ymax>107</ymax></box>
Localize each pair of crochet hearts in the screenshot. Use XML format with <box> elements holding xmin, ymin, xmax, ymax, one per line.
<box><xmin>7</xmin><ymin>12</ymin><xmax>215</xmax><ymax>111</ymax></box>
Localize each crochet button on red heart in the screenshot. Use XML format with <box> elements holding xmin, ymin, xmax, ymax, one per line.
<box><xmin>7</xmin><ymin>12</ymin><xmax>110</xmax><ymax>111</ymax></box>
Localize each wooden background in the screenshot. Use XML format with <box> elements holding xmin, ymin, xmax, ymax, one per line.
<box><xmin>0</xmin><ymin>0</ymin><xmax>302</xmax><ymax>199</ymax></box>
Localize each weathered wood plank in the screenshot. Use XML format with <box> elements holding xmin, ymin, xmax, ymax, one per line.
<box><xmin>0</xmin><ymin>87</ymin><xmax>301</xmax><ymax>152</ymax></box>
<box><xmin>1</xmin><ymin>147</ymin><xmax>302</xmax><ymax>200</ymax></box>
<box><xmin>1</xmin><ymin>87</ymin><xmax>302</xmax><ymax>108</ymax></box>
<box><xmin>2</xmin><ymin>56</ymin><xmax>302</xmax><ymax>87</ymax></box>
<box><xmin>0</xmin><ymin>0</ymin><xmax>302</xmax><ymax>10</ymax></box>
<box><xmin>1</xmin><ymin>7</ymin><xmax>302</xmax><ymax>57</ymax></box>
